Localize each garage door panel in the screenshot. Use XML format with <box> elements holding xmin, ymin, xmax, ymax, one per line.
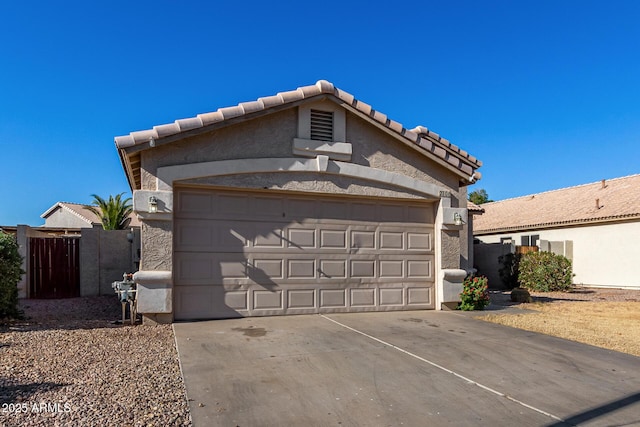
<box><xmin>253</xmin><ymin>290</ymin><xmax>283</xmax><ymax>310</ymax></box>
<box><xmin>253</xmin><ymin>230</ymin><xmax>284</xmax><ymax>248</ymax></box>
<box><xmin>253</xmin><ymin>196</ymin><xmax>285</xmax><ymax>218</ymax></box>
<box><xmin>350</xmin><ymin>260</ymin><xmax>376</xmax><ymax>278</ymax></box>
<box><xmin>380</xmin><ymin>232</ymin><xmax>403</xmax><ymax>249</ymax></box>
<box><xmin>351</xmin><ymin>202</ymin><xmax>377</xmax><ymax>221</ymax></box>
<box><xmin>407</xmin><ymin>232</ymin><xmax>432</xmax><ymax>251</ymax></box>
<box><xmin>351</xmin><ymin>288</ymin><xmax>376</xmax><ymax>307</ymax></box>
<box><xmin>320</xmin><ymin>229</ymin><xmax>347</xmax><ymax>249</ymax></box>
<box><xmin>408</xmin><ymin>287</ymin><xmax>432</xmax><ymax>305</ymax></box>
<box><xmin>321</xmin><ymin>201</ymin><xmax>350</xmax><ymax>220</ymax></box>
<box><xmin>287</xmin><ymin>289</ymin><xmax>315</xmax><ymax>309</ymax></box>
<box><xmin>351</xmin><ymin>230</ymin><xmax>375</xmax><ymax>249</ymax></box>
<box><xmin>287</xmin><ymin>228</ymin><xmax>316</xmax><ymax>248</ymax></box>
<box><xmin>287</xmin><ymin>259</ymin><xmax>316</xmax><ymax>279</ymax></box>
<box><xmin>379</xmin><ymin>260</ymin><xmax>403</xmax><ymax>278</ymax></box>
<box><xmin>174</xmin><ymin>253</ymin><xmax>216</xmax><ymax>284</ymax></box>
<box><xmin>174</xmin><ymin>285</ymin><xmax>248</xmax><ymax>320</ymax></box>
<box><xmin>320</xmin><ymin>289</ymin><xmax>347</xmax><ymax>308</ymax></box>
<box><xmin>176</xmin><ymin>192</ymin><xmax>214</xmax><ymax>219</ymax></box>
<box><xmin>378</xmin><ymin>204</ymin><xmax>405</xmax><ymax>222</ymax></box>
<box><xmin>174</xmin><ymin>220</ymin><xmax>217</xmax><ymax>251</ymax></box>
<box><xmin>216</xmin><ymin>194</ymin><xmax>250</xmax><ymax>217</ymax></box>
<box><xmin>251</xmin><ymin>259</ymin><xmax>283</xmax><ymax>280</ymax></box>
<box><xmin>174</xmin><ymin>188</ymin><xmax>436</xmax><ymax>319</ymax></box>
<box><xmin>407</xmin><ymin>259</ymin><xmax>433</xmax><ymax>279</ymax></box>
<box><xmin>318</xmin><ymin>260</ymin><xmax>346</xmax><ymax>279</ymax></box>
<box><xmin>408</xmin><ymin>205</ymin><xmax>433</xmax><ymax>223</ymax></box>
<box><xmin>379</xmin><ymin>288</ymin><xmax>404</xmax><ymax>306</ymax></box>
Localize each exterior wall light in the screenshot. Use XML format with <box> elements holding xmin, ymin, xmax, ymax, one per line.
<box><xmin>453</xmin><ymin>212</ymin><xmax>464</xmax><ymax>226</ymax></box>
<box><xmin>148</xmin><ymin>196</ymin><xmax>158</xmax><ymax>213</ymax></box>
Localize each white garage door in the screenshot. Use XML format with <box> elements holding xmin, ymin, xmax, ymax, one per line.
<box><xmin>173</xmin><ymin>187</ymin><xmax>435</xmax><ymax>320</ymax></box>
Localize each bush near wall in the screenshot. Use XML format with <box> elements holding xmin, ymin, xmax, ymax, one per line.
<box><xmin>0</xmin><ymin>232</ymin><xmax>23</xmax><ymax>318</ymax></box>
<box><xmin>517</xmin><ymin>251</ymin><xmax>573</xmax><ymax>292</ymax></box>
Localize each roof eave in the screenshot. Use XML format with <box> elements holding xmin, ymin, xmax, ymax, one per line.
<box><xmin>474</xmin><ymin>213</ymin><xmax>640</xmax><ymax>235</ymax></box>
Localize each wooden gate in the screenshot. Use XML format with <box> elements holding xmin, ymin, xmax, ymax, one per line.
<box><xmin>515</xmin><ymin>245</ymin><xmax>539</xmax><ymax>255</ymax></box>
<box><xmin>29</xmin><ymin>237</ymin><xmax>80</xmax><ymax>298</ymax></box>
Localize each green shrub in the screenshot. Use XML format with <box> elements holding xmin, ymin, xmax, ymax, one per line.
<box><xmin>0</xmin><ymin>232</ymin><xmax>24</xmax><ymax>319</ymax></box>
<box><xmin>498</xmin><ymin>252</ymin><xmax>521</xmax><ymax>289</ymax></box>
<box><xmin>458</xmin><ymin>276</ymin><xmax>490</xmax><ymax>311</ymax></box>
<box><xmin>517</xmin><ymin>251</ymin><xmax>573</xmax><ymax>292</ymax></box>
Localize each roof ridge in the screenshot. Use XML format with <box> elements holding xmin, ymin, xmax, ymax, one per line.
<box><xmin>63</xmin><ymin>203</ymin><xmax>98</xmax><ymax>224</ymax></box>
<box><xmin>484</xmin><ymin>173</ymin><xmax>640</xmax><ymax>205</ymax></box>
<box><xmin>58</xmin><ymin>201</ymin><xmax>90</xmax><ymax>207</ymax></box>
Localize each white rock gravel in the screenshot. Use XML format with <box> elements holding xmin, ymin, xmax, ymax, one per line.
<box><xmin>0</xmin><ymin>297</ymin><xmax>192</xmax><ymax>426</ymax></box>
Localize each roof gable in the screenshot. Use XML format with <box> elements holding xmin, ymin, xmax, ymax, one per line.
<box><xmin>41</xmin><ymin>202</ymin><xmax>99</xmax><ymax>225</ymax></box>
<box><xmin>115</xmin><ymin>80</ymin><xmax>482</xmax><ymax>190</ymax></box>
<box><xmin>474</xmin><ymin>174</ymin><xmax>640</xmax><ymax>234</ymax></box>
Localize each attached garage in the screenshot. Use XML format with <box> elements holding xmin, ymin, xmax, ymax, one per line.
<box><xmin>173</xmin><ymin>187</ymin><xmax>435</xmax><ymax>319</ymax></box>
<box><xmin>115</xmin><ymin>80</ymin><xmax>482</xmax><ymax>323</ymax></box>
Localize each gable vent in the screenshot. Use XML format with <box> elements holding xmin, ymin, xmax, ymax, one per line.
<box><xmin>310</xmin><ymin>109</ymin><xmax>334</xmax><ymax>141</ymax></box>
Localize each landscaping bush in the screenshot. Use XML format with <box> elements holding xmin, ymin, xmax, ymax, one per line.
<box><xmin>0</xmin><ymin>232</ymin><xmax>24</xmax><ymax>319</ymax></box>
<box><xmin>517</xmin><ymin>251</ymin><xmax>573</xmax><ymax>292</ymax></box>
<box><xmin>498</xmin><ymin>252</ymin><xmax>521</xmax><ymax>289</ymax></box>
<box><xmin>458</xmin><ymin>276</ymin><xmax>490</xmax><ymax>311</ymax></box>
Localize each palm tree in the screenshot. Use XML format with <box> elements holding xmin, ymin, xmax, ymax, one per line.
<box><xmin>85</xmin><ymin>193</ymin><xmax>133</xmax><ymax>230</ymax></box>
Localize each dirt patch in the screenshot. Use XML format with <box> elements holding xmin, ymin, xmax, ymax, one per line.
<box><xmin>480</xmin><ymin>288</ymin><xmax>640</xmax><ymax>357</ymax></box>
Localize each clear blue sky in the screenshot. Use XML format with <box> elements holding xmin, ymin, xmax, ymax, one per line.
<box><xmin>2</xmin><ymin>1</ymin><xmax>639</xmax><ymax>226</ymax></box>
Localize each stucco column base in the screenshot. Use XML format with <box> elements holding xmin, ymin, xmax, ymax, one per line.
<box><xmin>142</xmin><ymin>313</ymin><xmax>173</xmax><ymax>325</ymax></box>
<box><xmin>133</xmin><ymin>270</ymin><xmax>173</xmax><ymax>315</ymax></box>
<box><xmin>440</xmin><ymin>268</ymin><xmax>467</xmax><ymax>309</ymax></box>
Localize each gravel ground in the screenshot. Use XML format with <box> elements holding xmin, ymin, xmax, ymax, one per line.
<box><xmin>0</xmin><ymin>297</ymin><xmax>191</xmax><ymax>427</ymax></box>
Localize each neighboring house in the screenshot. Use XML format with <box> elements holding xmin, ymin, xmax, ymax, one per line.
<box><xmin>474</xmin><ymin>174</ymin><xmax>640</xmax><ymax>289</ymax></box>
<box><xmin>115</xmin><ymin>80</ymin><xmax>482</xmax><ymax>323</ymax></box>
<box><xmin>41</xmin><ymin>202</ymin><xmax>140</xmax><ymax>228</ymax></box>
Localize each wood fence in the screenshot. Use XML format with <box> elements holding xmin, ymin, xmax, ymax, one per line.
<box><xmin>29</xmin><ymin>237</ymin><xmax>80</xmax><ymax>298</ymax></box>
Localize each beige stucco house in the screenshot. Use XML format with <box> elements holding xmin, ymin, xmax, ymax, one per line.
<box><xmin>474</xmin><ymin>174</ymin><xmax>640</xmax><ymax>289</ymax></box>
<box><xmin>41</xmin><ymin>202</ymin><xmax>140</xmax><ymax>229</ymax></box>
<box><xmin>115</xmin><ymin>80</ymin><xmax>482</xmax><ymax>323</ymax></box>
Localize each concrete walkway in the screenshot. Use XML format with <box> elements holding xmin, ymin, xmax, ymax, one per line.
<box><xmin>174</xmin><ymin>311</ymin><xmax>640</xmax><ymax>426</ymax></box>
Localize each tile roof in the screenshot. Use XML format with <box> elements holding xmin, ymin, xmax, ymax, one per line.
<box><xmin>115</xmin><ymin>80</ymin><xmax>481</xmax><ymax>190</ymax></box>
<box><xmin>473</xmin><ymin>174</ymin><xmax>640</xmax><ymax>234</ymax></box>
<box><xmin>41</xmin><ymin>202</ymin><xmax>141</xmax><ymax>227</ymax></box>
<box><xmin>467</xmin><ymin>201</ymin><xmax>485</xmax><ymax>214</ymax></box>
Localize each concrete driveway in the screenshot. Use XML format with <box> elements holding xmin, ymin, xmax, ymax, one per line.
<box><xmin>174</xmin><ymin>311</ymin><xmax>640</xmax><ymax>426</ymax></box>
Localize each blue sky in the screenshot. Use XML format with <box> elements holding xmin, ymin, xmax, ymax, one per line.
<box><xmin>2</xmin><ymin>1</ymin><xmax>639</xmax><ymax>226</ymax></box>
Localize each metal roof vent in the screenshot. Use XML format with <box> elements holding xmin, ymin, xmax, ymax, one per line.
<box><xmin>310</xmin><ymin>109</ymin><xmax>334</xmax><ymax>141</ymax></box>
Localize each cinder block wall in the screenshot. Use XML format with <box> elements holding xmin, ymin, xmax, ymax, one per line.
<box><xmin>80</xmin><ymin>228</ymin><xmax>140</xmax><ymax>296</ymax></box>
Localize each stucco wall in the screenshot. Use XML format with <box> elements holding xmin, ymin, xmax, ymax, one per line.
<box><xmin>140</xmin><ymin>108</ymin><xmax>298</xmax><ymax>190</ymax></box>
<box><xmin>475</xmin><ymin>220</ymin><xmax>640</xmax><ymax>288</ymax></box>
<box><xmin>80</xmin><ymin>228</ymin><xmax>139</xmax><ymax>295</ymax></box>
<box><xmin>346</xmin><ymin>112</ymin><xmax>461</xmax><ymax>198</ymax></box>
<box><xmin>140</xmin><ymin>102</ymin><xmax>464</xmax><ymax>204</ymax></box>
<box><xmin>140</xmin><ymin>221</ymin><xmax>172</xmax><ymax>271</ymax></box>
<box><xmin>44</xmin><ymin>208</ymin><xmax>91</xmax><ymax>228</ymax></box>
